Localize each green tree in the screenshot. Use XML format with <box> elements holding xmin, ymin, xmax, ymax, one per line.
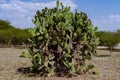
<box><xmin>0</xmin><ymin>20</ymin><xmax>12</xmax><ymax>29</ymax></box>
<box><xmin>97</xmin><ymin>31</ymin><xmax>120</xmax><ymax>56</ymax></box>
<box><xmin>116</xmin><ymin>29</ymin><xmax>120</xmax><ymax>37</ymax></box>
<box><xmin>0</xmin><ymin>19</ymin><xmax>31</xmax><ymax>46</ymax></box>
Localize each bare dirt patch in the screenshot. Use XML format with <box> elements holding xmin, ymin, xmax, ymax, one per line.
<box><xmin>0</xmin><ymin>48</ymin><xmax>120</xmax><ymax>80</ymax></box>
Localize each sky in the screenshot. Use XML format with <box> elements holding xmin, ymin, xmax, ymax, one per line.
<box><xmin>0</xmin><ymin>0</ymin><xmax>120</xmax><ymax>31</ymax></box>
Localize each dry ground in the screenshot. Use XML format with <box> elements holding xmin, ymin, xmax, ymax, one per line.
<box><xmin>0</xmin><ymin>48</ymin><xmax>120</xmax><ymax>80</ymax></box>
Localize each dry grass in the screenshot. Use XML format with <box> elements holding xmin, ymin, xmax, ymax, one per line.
<box><xmin>0</xmin><ymin>48</ymin><xmax>120</xmax><ymax>80</ymax></box>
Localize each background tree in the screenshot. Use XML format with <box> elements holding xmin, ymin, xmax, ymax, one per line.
<box><xmin>97</xmin><ymin>31</ymin><xmax>120</xmax><ymax>56</ymax></box>
<box><xmin>0</xmin><ymin>19</ymin><xmax>31</xmax><ymax>46</ymax></box>
<box><xmin>0</xmin><ymin>19</ymin><xmax>12</xmax><ymax>29</ymax></box>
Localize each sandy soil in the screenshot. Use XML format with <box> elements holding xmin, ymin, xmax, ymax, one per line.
<box><xmin>0</xmin><ymin>48</ymin><xmax>120</xmax><ymax>80</ymax></box>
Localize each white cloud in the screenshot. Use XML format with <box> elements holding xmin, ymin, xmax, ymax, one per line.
<box><xmin>0</xmin><ymin>0</ymin><xmax>77</xmax><ymax>28</ymax></box>
<box><xmin>93</xmin><ymin>15</ymin><xmax>120</xmax><ymax>31</ymax></box>
<box><xmin>1</xmin><ymin>0</ymin><xmax>77</xmax><ymax>13</ymax></box>
<box><xmin>109</xmin><ymin>14</ymin><xmax>120</xmax><ymax>23</ymax></box>
<box><xmin>109</xmin><ymin>15</ymin><xmax>120</xmax><ymax>18</ymax></box>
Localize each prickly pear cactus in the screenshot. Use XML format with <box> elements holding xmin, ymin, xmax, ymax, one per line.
<box><xmin>22</xmin><ymin>0</ymin><xmax>99</xmax><ymax>77</ymax></box>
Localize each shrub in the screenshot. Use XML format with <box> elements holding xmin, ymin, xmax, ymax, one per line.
<box><xmin>0</xmin><ymin>19</ymin><xmax>32</xmax><ymax>46</ymax></box>
<box><xmin>97</xmin><ymin>31</ymin><xmax>120</xmax><ymax>56</ymax></box>
<box><xmin>22</xmin><ymin>0</ymin><xmax>99</xmax><ymax>77</ymax></box>
<box><xmin>92</xmin><ymin>69</ymin><xmax>99</xmax><ymax>75</ymax></box>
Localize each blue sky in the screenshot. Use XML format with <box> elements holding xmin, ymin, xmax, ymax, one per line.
<box><xmin>0</xmin><ymin>0</ymin><xmax>120</xmax><ymax>31</ymax></box>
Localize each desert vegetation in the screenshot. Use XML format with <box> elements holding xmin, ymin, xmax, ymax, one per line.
<box><xmin>0</xmin><ymin>19</ymin><xmax>31</xmax><ymax>47</ymax></box>
<box><xmin>0</xmin><ymin>48</ymin><xmax>120</xmax><ymax>80</ymax></box>
<box><xmin>97</xmin><ymin>30</ymin><xmax>120</xmax><ymax>56</ymax></box>
<box><xmin>0</xmin><ymin>0</ymin><xmax>120</xmax><ymax>80</ymax></box>
<box><xmin>20</xmin><ymin>0</ymin><xmax>100</xmax><ymax>77</ymax></box>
